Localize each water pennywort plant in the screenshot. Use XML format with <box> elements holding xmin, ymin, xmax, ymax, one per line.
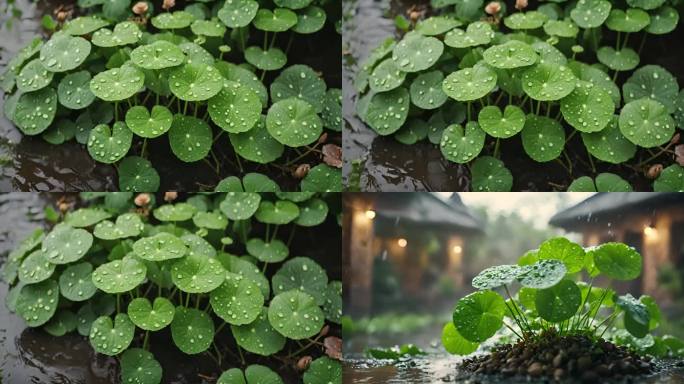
<box><xmin>354</xmin><ymin>0</ymin><xmax>684</xmax><ymax>191</ymax></box>
<box><xmin>1</xmin><ymin>192</ymin><xmax>342</xmax><ymax>384</ymax></box>
<box><xmin>0</xmin><ymin>0</ymin><xmax>342</xmax><ymax>192</ymax></box>
<box><xmin>442</xmin><ymin>237</ymin><xmax>684</xmax><ymax>380</ymax></box>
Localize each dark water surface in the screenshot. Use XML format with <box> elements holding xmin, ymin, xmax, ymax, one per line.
<box><xmin>0</xmin><ymin>0</ymin><xmax>341</xmax><ymax>192</ymax></box>
<box><xmin>341</xmin><ymin>0</ymin><xmax>684</xmax><ymax>191</ymax></box>
<box><xmin>0</xmin><ymin>193</ymin><xmax>342</xmax><ymax>383</ymax></box>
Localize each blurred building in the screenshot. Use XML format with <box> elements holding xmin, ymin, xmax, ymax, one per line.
<box><xmin>343</xmin><ymin>193</ymin><xmax>482</xmax><ymax>316</ymax></box>
<box><xmin>550</xmin><ymin>193</ymin><xmax>684</xmax><ymax>299</ymax></box>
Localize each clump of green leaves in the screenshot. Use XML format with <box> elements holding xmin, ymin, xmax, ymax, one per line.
<box><xmin>442</xmin><ymin>237</ymin><xmax>684</xmax><ymax>359</ymax></box>
<box><xmin>2</xmin><ymin>192</ymin><xmax>342</xmax><ymax>384</ymax></box>
<box><xmin>1</xmin><ymin>0</ymin><xmax>342</xmax><ymax>192</ymax></box>
<box><xmin>355</xmin><ymin>1</ymin><xmax>684</xmax><ymax>191</ymax></box>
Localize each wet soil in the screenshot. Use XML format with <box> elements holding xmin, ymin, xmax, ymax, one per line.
<box><xmin>0</xmin><ymin>193</ymin><xmax>342</xmax><ymax>383</ymax></box>
<box><xmin>341</xmin><ymin>0</ymin><xmax>684</xmax><ymax>191</ymax></box>
<box><xmin>0</xmin><ymin>0</ymin><xmax>341</xmax><ymax>192</ymax></box>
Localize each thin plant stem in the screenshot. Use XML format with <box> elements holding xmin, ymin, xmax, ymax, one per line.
<box><xmin>637</xmin><ymin>142</ymin><xmax>676</xmax><ymax>167</ymax></box>
<box><xmin>622</xmin><ymin>33</ymin><xmax>630</xmax><ymax>49</ymax></box>
<box><xmin>141</xmin><ymin>138</ymin><xmax>147</xmax><ymax>158</ymax></box>
<box><xmin>116</xmin><ymin>294</ymin><xmax>120</xmax><ymax>313</ymax></box>
<box><xmin>616</xmin><ymin>31</ymin><xmax>621</xmax><ymax>50</ymax></box>
<box><xmin>216</xmin><ymin>322</ymin><xmax>227</xmax><ymax>334</ymax></box>
<box><xmin>183</xmin><ymin>100</ymin><xmax>188</xmax><ymax>115</ymax></box>
<box><xmin>285</xmin><ymin>32</ymin><xmax>294</xmax><ymax>55</ymax></box>
<box><xmin>598</xmin><ymin>312</ymin><xmax>621</xmax><ymax>339</ymax></box>
<box><xmin>467</xmin><ymin>101</ymin><xmax>471</xmax><ymax>121</ymax></box>
<box><xmin>213</xmin><ymin>342</ymin><xmax>223</xmax><ymax>367</ymax></box>
<box><xmin>536</xmin><ymin>100</ymin><xmax>541</xmax><ymax>115</ymax></box>
<box><xmin>563</xmin><ymin>150</ymin><xmax>573</xmax><ymax>175</ymax></box>
<box><xmin>143</xmin><ymin>331</ymin><xmax>150</xmax><ymax>350</ymax></box>
<box><xmin>503</xmin><ymin>321</ymin><xmax>523</xmax><ymax>339</ymax></box>
<box><xmin>504</xmin><ymin>285</ymin><xmax>531</xmax><ymax>333</ymax></box>
<box><xmin>237</xmin><ymin>345</ymin><xmax>245</xmax><ymax>365</ymax></box>
<box><xmin>494</xmin><ymin>91</ymin><xmax>504</xmax><ymax>105</ymax></box>
<box><xmin>271</xmin><ymin>225</ymin><xmax>279</xmax><ymax>241</ymax></box>
<box><xmin>185</xmin><ymin>292</ymin><xmax>191</xmax><ymax>307</ymax></box>
<box><xmin>263</xmin><ymin>31</ymin><xmax>268</xmax><ymax>51</ymax></box>
<box><xmin>638</xmin><ymin>32</ymin><xmax>647</xmax><ymax>55</ymax></box>
<box><xmin>114</xmin><ymin>101</ymin><xmax>119</xmax><ymax>121</ymax></box>
<box><xmin>493</xmin><ymin>138</ymin><xmax>500</xmax><ymax>158</ymax></box>
<box><xmin>270</xmin><ymin>32</ymin><xmax>278</xmax><ymax>49</ymax></box>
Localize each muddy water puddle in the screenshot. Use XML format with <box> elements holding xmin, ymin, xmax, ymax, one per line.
<box><xmin>341</xmin><ymin>0</ymin><xmax>684</xmax><ymax>191</ymax></box>
<box><xmin>0</xmin><ymin>0</ymin><xmax>341</xmax><ymax>192</ymax></box>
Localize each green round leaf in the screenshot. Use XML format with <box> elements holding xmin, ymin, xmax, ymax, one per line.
<box><xmin>17</xmin><ymin>59</ymin><xmax>53</xmax><ymax>92</ymax></box>
<box><xmin>244</xmin><ymin>46</ymin><xmax>287</xmax><ymax>71</ymax></box>
<box><xmin>521</xmin><ymin>114</ymin><xmax>565</xmax><ymax>162</ymax></box>
<box><xmin>504</xmin><ymin>11</ymin><xmax>548</xmax><ymax>30</ymax></box>
<box><xmin>63</xmin><ymin>16</ymin><xmax>110</xmax><ymax>35</ymax></box>
<box><xmin>623</xmin><ymin>65</ymin><xmax>679</xmax><ymax>113</ymax></box>
<box><xmin>452</xmin><ymin>290</ymin><xmax>505</xmax><ymax>343</ymax></box>
<box><xmin>209</xmin><ymin>81</ymin><xmax>261</xmax><ymax>133</ymax></box>
<box><xmin>272</xmin><ymin>256</ymin><xmax>327</xmax><ymax>303</ymax></box>
<box><xmin>19</xmin><ymin>250</ymin><xmax>55</xmax><ymax>284</ymax></box>
<box><xmin>409</xmin><ymin>70</ymin><xmax>447</xmax><ymax>110</ymax></box>
<box><xmin>322</xmin><ymin>281</ymin><xmax>342</xmax><ymax>324</ymax></box>
<box><xmin>231</xmin><ymin>307</ymin><xmax>286</xmax><ymax>355</ymax></box>
<box><xmin>363</xmin><ymin>87</ymin><xmax>409</xmax><ymax>135</ymax></box>
<box><xmin>168</xmin><ymin>114</ymin><xmax>213</xmax><ymax>162</ymax></box>
<box><xmin>640</xmin><ymin>295</ymin><xmax>661</xmax><ymax>330</ymax></box>
<box><xmin>581</xmin><ymin>116</ymin><xmax>636</xmax><ymax>163</ymax></box>
<box><xmin>64</xmin><ymin>208</ymin><xmax>112</xmax><ymax>227</ymax></box>
<box><xmin>443</xmin><ymin>64</ymin><xmax>497</xmax><ymax>101</ymax></box>
<box><xmin>118</xmin><ymin>156</ymin><xmax>160</xmax><ymax>192</ymax></box>
<box><xmin>301</xmin><ymin>164</ymin><xmax>341</xmax><ymax>192</ymax></box>
<box><xmin>597</xmin><ymin>47</ymin><xmax>639</xmax><ymax>71</ymax></box>
<box><xmin>653</xmin><ymin>164</ymin><xmax>684</xmax><ymax>192</ymax></box>
<box><xmin>606</xmin><ymin>8</ymin><xmax>650</xmax><ymax>32</ymax></box>
<box><xmin>169</xmin><ymin>63</ymin><xmax>223</xmax><ymax>101</ymax></box>
<box><xmin>220</xmin><ymin>192</ymin><xmax>261</xmax><ymax>220</ymax></box>
<box><xmin>268</xmin><ymin>290</ymin><xmax>324</xmax><ymax>339</ymax></box>
<box><xmin>593</xmin><ymin>242</ymin><xmax>642</xmax><ymax>280</ymax></box>
<box><xmin>91</xmin><ymin>64</ymin><xmax>144</xmax><ymax>101</ymax></box>
<box><xmin>92</xmin><ymin>256</ymin><xmax>147</xmax><ymax>293</ymax></box>
<box><xmin>120</xmin><ymin>348</ymin><xmax>162</xmax><ymax>384</ymax></box>
<box><xmin>561</xmin><ymin>81</ymin><xmax>614</xmax><ymax>132</ymax></box>
<box><xmin>518</xmin><ymin>259</ymin><xmax>567</xmax><ymax>289</ymax></box>
<box><xmin>303</xmin><ymin>357</ymin><xmax>342</xmax><ymax>384</ymax></box>
<box><xmin>369</xmin><ymin>58</ymin><xmax>406</xmax><ymax>93</ymax></box>
<box><xmin>89</xmin><ymin>314</ymin><xmax>135</xmax><ymax>356</ymax></box>
<box><xmin>87</xmin><ymin>122</ymin><xmax>133</xmax><ymax>164</ymax></box>
<box><xmin>14</xmin><ymin>87</ymin><xmax>57</xmax><ymax>135</ymax></box>
<box><xmin>128</xmin><ymin>297</ymin><xmax>175</xmax><ymax>331</ymax></box>
<box><xmin>59</xmin><ymin>262</ymin><xmax>98</xmax><ymax>301</ymax></box>
<box><xmin>293</xmin><ymin>6</ymin><xmax>327</xmax><ymax>34</ymax></box>
<box><xmin>567</xmin><ymin>173</ymin><xmax>633</xmax><ymax>191</ymax></box>
<box><xmin>253</xmin><ymin>8</ymin><xmax>298</xmax><ymax>32</ymax></box>
<box><xmin>472</xmin><ymin>264</ymin><xmax>522</xmax><ymax>290</ymax></box>
<box><xmin>478</xmin><ymin>105</ymin><xmax>525</xmax><ymax>138</ymax></box>
<box><xmin>218</xmin><ymin>0</ymin><xmax>258</xmax><ymax>28</ymax></box>
<box><xmin>543</xmin><ymin>19</ymin><xmax>579</xmax><ymax>37</ymax></box>
<box><xmin>535</xmin><ymin>279</ymin><xmax>581</xmax><ymax>322</ymax></box>
<box><xmin>571</xmin><ymin>0</ymin><xmax>612</xmax><ymax>28</ymax></box>
<box><xmin>522</xmin><ymin>63</ymin><xmax>576</xmax><ymax>101</ymax></box>
<box><xmin>131</xmin><ymin>41</ymin><xmax>185</xmax><ymax>69</ymax></box>
<box><xmin>471</xmin><ymin>156</ymin><xmax>513</xmax><ymax>191</ymax></box>
<box><xmin>16</xmin><ymin>279</ymin><xmax>59</xmax><ymax>327</ymax></box>
<box><xmin>538</xmin><ymin>237</ymin><xmax>585</xmax><ymax>274</ymax></box>
<box><xmin>151</xmin><ymin>11</ymin><xmax>195</xmax><ymax>29</ymax></box>
<box><xmin>210</xmin><ymin>272</ymin><xmax>264</xmax><ymax>325</ymax></box>
<box><xmin>646</xmin><ymin>6</ymin><xmax>679</xmax><ymax>34</ymax></box>
<box><xmin>40</xmin><ymin>33</ymin><xmax>91</xmax><ymax>72</ymax></box>
<box><xmin>192</xmin><ymin>210</ymin><xmax>228</xmax><ymax>230</ymax></box>
<box><xmin>191</xmin><ymin>18</ymin><xmax>227</xmax><ymax>37</ymax></box>
<box><xmin>44</xmin><ymin>309</ymin><xmax>78</xmax><ymax>336</ymax></box>
<box><xmin>392</xmin><ymin>32</ymin><xmax>444</xmax><ymax>73</ymax></box>
<box><xmin>133</xmin><ymin>233</ymin><xmax>187</xmax><ymax>261</ymax></box>
<box><xmin>125</xmin><ymin>105</ymin><xmax>173</xmax><ymax>138</ymax></box>
<box><xmin>92</xmin><ymin>21</ymin><xmax>142</xmax><ymax>47</ymax></box>
<box><xmin>171</xmin><ymin>254</ymin><xmax>225</xmax><ymax>293</ymax></box>
<box><xmin>271</xmin><ymin>64</ymin><xmax>326</xmax><ymax>112</ymax></box>
<box><xmin>444</xmin><ymin>21</ymin><xmax>493</xmax><ymax>48</ymax></box>
<box><xmin>616</xmin><ymin>293</ymin><xmax>650</xmax><ymax>337</ymax></box>
<box><xmin>483</xmin><ymin>41</ymin><xmax>538</xmax><ymax>69</ymax></box>
<box><xmin>442</xmin><ymin>322</ymin><xmax>479</xmax><ymax>355</ymax></box>
<box><xmin>415</xmin><ymin>15</ymin><xmax>461</xmax><ymax>35</ymax></box>
<box><xmin>58</xmin><ymin>70</ymin><xmax>95</xmax><ymax>110</ymax></box>
<box><xmin>246</xmin><ymin>238</ymin><xmax>289</xmax><ymax>263</ymax></box>
<box><xmin>274</xmin><ymin>0</ymin><xmax>312</xmax><ymax>9</ymax></box>
<box><xmin>440</xmin><ymin>122</ymin><xmax>485</xmax><ymax>164</ymax></box>
<box><xmin>295</xmin><ymin>198</ymin><xmax>328</xmax><ymax>226</ymax></box>
<box><xmin>255</xmin><ymin>200</ymin><xmax>300</xmax><ymax>225</ymax></box>
<box><xmin>618</xmin><ymin>98</ymin><xmax>675</xmax><ymax>148</ymax></box>
<box><xmin>171</xmin><ymin>307</ymin><xmax>214</xmax><ymax>354</ymax></box>
<box><xmin>43</xmin><ymin>224</ymin><xmax>93</xmax><ymax>264</ymax></box>
<box><xmin>229</xmin><ymin>116</ymin><xmax>284</xmax><ymax>163</ymax></box>
<box><xmin>627</xmin><ymin>0</ymin><xmax>665</xmax><ymax>11</ymax></box>
<box><xmin>266</xmin><ymin>98</ymin><xmax>322</xmax><ymax>147</ymax></box>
